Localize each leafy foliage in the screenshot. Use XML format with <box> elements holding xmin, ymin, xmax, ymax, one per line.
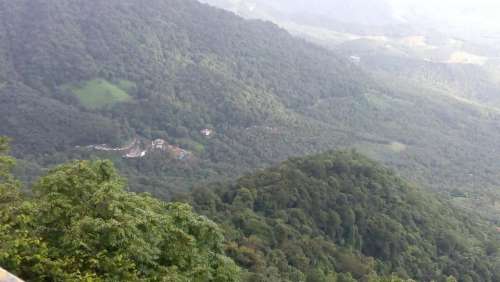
<box><xmin>0</xmin><ymin>84</ymin><xmax>127</xmax><ymax>155</ymax></box>
<box><xmin>0</xmin><ymin>154</ymin><xmax>240</xmax><ymax>281</ymax></box>
<box><xmin>2</xmin><ymin>138</ymin><xmax>499</xmax><ymax>281</ymax></box>
<box><xmin>2</xmin><ymin>0</ymin><xmax>500</xmax><ymax>214</ymax></box>
<box><xmin>190</xmin><ymin>151</ymin><xmax>500</xmax><ymax>281</ymax></box>
<box><xmin>0</xmin><ymin>0</ymin><xmax>374</xmax><ymax>197</ymax></box>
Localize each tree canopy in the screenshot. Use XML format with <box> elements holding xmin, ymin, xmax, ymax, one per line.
<box><xmin>2</xmin><ymin>0</ymin><xmax>500</xmax><ymax>216</ymax></box>
<box><xmin>1</xmin><ymin>139</ymin><xmax>499</xmax><ymax>281</ymax></box>
<box><xmin>190</xmin><ymin>151</ymin><xmax>500</xmax><ymax>281</ymax></box>
<box><xmin>0</xmin><ymin>146</ymin><xmax>240</xmax><ymax>281</ymax></box>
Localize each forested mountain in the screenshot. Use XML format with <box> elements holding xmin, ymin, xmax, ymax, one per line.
<box><xmin>2</xmin><ymin>0</ymin><xmax>500</xmax><ymax>281</ymax></box>
<box><xmin>189</xmin><ymin>151</ymin><xmax>500</xmax><ymax>281</ymax></box>
<box><xmin>0</xmin><ymin>0</ymin><xmax>366</xmax><ymax>155</ymax></box>
<box><xmin>1</xmin><ymin>0</ymin><xmax>500</xmax><ymax>216</ymax></box>
<box><xmin>202</xmin><ymin>0</ymin><xmax>500</xmax><ymax>109</ymax></box>
<box><xmin>3</xmin><ymin>136</ymin><xmax>499</xmax><ymax>281</ymax></box>
<box><xmin>0</xmin><ymin>0</ymin><xmax>372</xmax><ymax>195</ymax></box>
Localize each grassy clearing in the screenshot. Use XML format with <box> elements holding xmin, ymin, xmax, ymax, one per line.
<box><xmin>64</xmin><ymin>79</ymin><xmax>132</xmax><ymax>110</ymax></box>
<box><xmin>387</xmin><ymin>141</ymin><xmax>407</xmax><ymax>153</ymax></box>
<box><xmin>116</xmin><ymin>79</ymin><xmax>137</xmax><ymax>93</ymax></box>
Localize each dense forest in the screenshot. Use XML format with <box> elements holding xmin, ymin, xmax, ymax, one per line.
<box><xmin>0</xmin><ymin>0</ymin><xmax>367</xmax><ymax>156</ymax></box>
<box><xmin>1</xmin><ymin>0</ymin><xmax>500</xmax><ymax>213</ymax></box>
<box><xmin>188</xmin><ymin>151</ymin><xmax>500</xmax><ymax>281</ymax></box>
<box><xmin>2</xmin><ymin>138</ymin><xmax>499</xmax><ymax>281</ymax></box>
<box><xmin>0</xmin><ymin>138</ymin><xmax>240</xmax><ymax>281</ymax></box>
<box><xmin>1</xmin><ymin>0</ymin><xmax>500</xmax><ymax>280</ymax></box>
<box><xmin>0</xmin><ymin>0</ymin><xmax>370</xmax><ymax>196</ymax></box>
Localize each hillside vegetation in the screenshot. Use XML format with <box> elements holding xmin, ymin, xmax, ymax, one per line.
<box><xmin>2</xmin><ymin>1</ymin><xmax>500</xmax><ymax>281</ymax></box>
<box><xmin>190</xmin><ymin>151</ymin><xmax>500</xmax><ymax>281</ymax></box>
<box><xmin>3</xmin><ymin>137</ymin><xmax>498</xmax><ymax>281</ymax></box>
<box><xmin>0</xmin><ymin>138</ymin><xmax>240</xmax><ymax>281</ymax></box>
<box><xmin>1</xmin><ymin>0</ymin><xmax>500</xmax><ymax>215</ymax></box>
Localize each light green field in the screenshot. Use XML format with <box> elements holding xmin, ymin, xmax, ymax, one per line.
<box><xmin>116</xmin><ymin>79</ymin><xmax>137</xmax><ymax>93</ymax></box>
<box><xmin>64</xmin><ymin>79</ymin><xmax>132</xmax><ymax>110</ymax></box>
<box><xmin>387</xmin><ymin>141</ymin><xmax>407</xmax><ymax>153</ymax></box>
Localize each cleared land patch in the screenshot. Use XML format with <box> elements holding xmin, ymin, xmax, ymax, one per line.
<box><xmin>63</xmin><ymin>79</ymin><xmax>132</xmax><ymax>109</ymax></box>
<box><xmin>387</xmin><ymin>141</ymin><xmax>407</xmax><ymax>153</ymax></box>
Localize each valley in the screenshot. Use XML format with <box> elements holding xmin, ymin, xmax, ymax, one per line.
<box><xmin>1</xmin><ymin>0</ymin><xmax>500</xmax><ymax>281</ymax></box>
<box><xmin>200</xmin><ymin>0</ymin><xmax>500</xmax><ymax>222</ymax></box>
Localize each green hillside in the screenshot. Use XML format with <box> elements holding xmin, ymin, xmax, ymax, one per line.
<box><xmin>0</xmin><ymin>140</ymin><xmax>240</xmax><ymax>281</ymax></box>
<box><xmin>190</xmin><ymin>151</ymin><xmax>500</xmax><ymax>281</ymax></box>
<box><xmin>0</xmin><ymin>84</ymin><xmax>126</xmax><ymax>154</ymax></box>
<box><xmin>0</xmin><ymin>0</ymin><xmax>371</xmax><ymax>195</ymax></box>
<box><xmin>2</xmin><ymin>136</ymin><xmax>498</xmax><ymax>281</ymax></box>
<box><xmin>2</xmin><ymin>0</ymin><xmax>500</xmax><ymax>281</ymax></box>
<box><xmin>1</xmin><ymin>0</ymin><xmax>500</xmax><ymax>215</ymax></box>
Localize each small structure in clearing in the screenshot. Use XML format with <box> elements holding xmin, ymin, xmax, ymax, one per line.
<box><xmin>150</xmin><ymin>139</ymin><xmax>192</xmax><ymax>160</ymax></box>
<box><xmin>124</xmin><ymin>146</ymin><xmax>147</xmax><ymax>159</ymax></box>
<box><xmin>167</xmin><ymin>144</ymin><xmax>192</xmax><ymax>160</ymax></box>
<box><xmin>349</xmin><ymin>55</ymin><xmax>361</xmax><ymax>64</ymax></box>
<box><xmin>85</xmin><ymin>137</ymin><xmax>192</xmax><ymax>161</ymax></box>
<box><xmin>152</xmin><ymin>139</ymin><xmax>167</xmax><ymax>150</ymax></box>
<box><xmin>200</xmin><ymin>128</ymin><xmax>214</xmax><ymax>137</ymax></box>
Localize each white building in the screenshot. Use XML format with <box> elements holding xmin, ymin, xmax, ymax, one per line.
<box><xmin>200</xmin><ymin>128</ymin><xmax>213</xmax><ymax>137</ymax></box>
<box><xmin>152</xmin><ymin>139</ymin><xmax>167</xmax><ymax>150</ymax></box>
<box><xmin>349</xmin><ymin>55</ymin><xmax>361</xmax><ymax>64</ymax></box>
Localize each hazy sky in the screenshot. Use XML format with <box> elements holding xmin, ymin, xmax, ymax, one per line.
<box><xmin>269</xmin><ymin>0</ymin><xmax>500</xmax><ymax>31</ymax></box>
<box><xmin>389</xmin><ymin>0</ymin><xmax>500</xmax><ymax>31</ymax></box>
<box><xmin>203</xmin><ymin>0</ymin><xmax>500</xmax><ymax>39</ymax></box>
<box><xmin>264</xmin><ymin>0</ymin><xmax>500</xmax><ymax>32</ymax></box>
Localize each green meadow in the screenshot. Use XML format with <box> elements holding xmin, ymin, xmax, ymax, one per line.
<box><xmin>64</xmin><ymin>79</ymin><xmax>132</xmax><ymax>110</ymax></box>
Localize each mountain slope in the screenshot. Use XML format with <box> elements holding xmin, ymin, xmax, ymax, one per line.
<box><xmin>0</xmin><ymin>0</ymin><xmax>367</xmax><ymax>120</ymax></box>
<box><xmin>190</xmin><ymin>151</ymin><xmax>500</xmax><ymax>281</ymax></box>
<box><xmin>2</xmin><ymin>0</ymin><xmax>500</xmax><ymax>216</ymax></box>
<box><xmin>0</xmin><ymin>83</ymin><xmax>126</xmax><ymax>154</ymax></box>
<box><xmin>0</xmin><ymin>0</ymin><xmax>369</xmax><ymax>186</ymax></box>
<box><xmin>0</xmin><ymin>0</ymin><xmax>373</xmax><ymax>195</ymax></box>
<box><xmin>196</xmin><ymin>0</ymin><xmax>500</xmax><ymax>219</ymax></box>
